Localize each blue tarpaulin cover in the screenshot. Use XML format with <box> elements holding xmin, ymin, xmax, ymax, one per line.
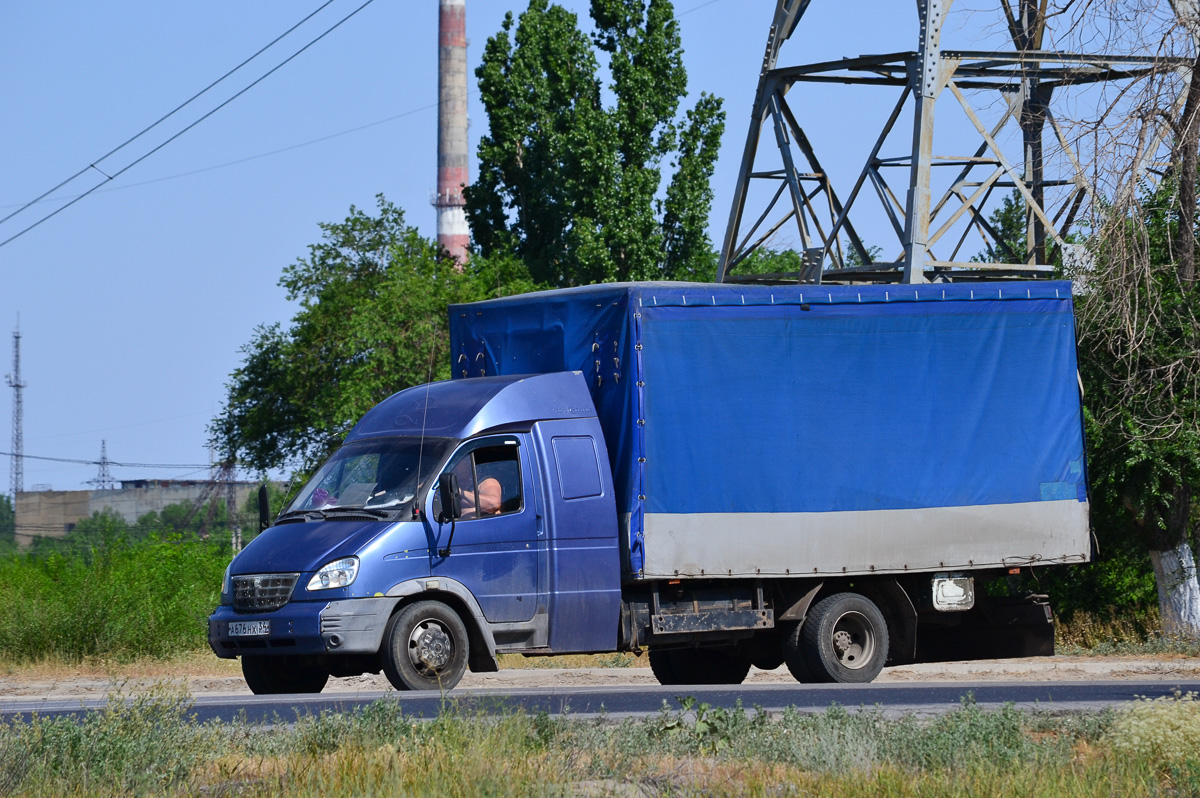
<box><xmin>449</xmin><ymin>282</ymin><xmax>1087</xmax><ymax>577</ymax></box>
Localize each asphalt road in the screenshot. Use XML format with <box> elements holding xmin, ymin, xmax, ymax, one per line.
<box><xmin>3</xmin><ymin>680</ymin><xmax>1197</xmax><ymax>725</ymax></box>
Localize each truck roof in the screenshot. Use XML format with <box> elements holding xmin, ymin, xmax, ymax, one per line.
<box><xmin>453</xmin><ymin>280</ymin><xmax>1072</xmax><ymax>311</ymax></box>
<box><xmin>346</xmin><ymin>371</ymin><xmax>595</xmax><ymax>442</ymax></box>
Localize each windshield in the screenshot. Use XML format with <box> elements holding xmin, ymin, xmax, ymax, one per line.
<box><xmin>285</xmin><ymin>437</ymin><xmax>454</xmax><ymax>516</ymax></box>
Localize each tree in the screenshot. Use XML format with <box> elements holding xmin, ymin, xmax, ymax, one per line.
<box><xmin>1029</xmin><ymin>0</ymin><xmax>1200</xmax><ymax>635</ymax></box>
<box><xmin>0</xmin><ymin>494</ymin><xmax>14</xmax><ymax>551</ymax></box>
<box><xmin>465</xmin><ymin>0</ymin><xmax>725</xmax><ymax>287</ymax></box>
<box><xmin>212</xmin><ymin>197</ymin><xmax>539</xmax><ymax>473</ymax></box>
<box><xmin>972</xmin><ymin>190</ymin><xmax>1026</xmax><ymax>264</ymax></box>
<box><xmin>1074</xmin><ymin>179</ymin><xmax>1200</xmax><ymax>636</ymax></box>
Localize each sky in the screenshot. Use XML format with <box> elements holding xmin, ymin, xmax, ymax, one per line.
<box><xmin>0</xmin><ymin>0</ymin><xmax>1077</xmax><ymax>491</ymax></box>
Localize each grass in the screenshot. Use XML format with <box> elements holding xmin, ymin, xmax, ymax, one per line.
<box><xmin>1056</xmin><ymin>608</ymin><xmax>1200</xmax><ymax>657</ymax></box>
<box><xmin>2</xmin><ymin>687</ymin><xmax>1199</xmax><ymax>796</ymax></box>
<box><xmin>0</xmin><ymin>649</ymin><xmax>242</xmax><ymax>680</ymax></box>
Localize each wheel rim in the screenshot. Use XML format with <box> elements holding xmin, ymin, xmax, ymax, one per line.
<box><xmin>829</xmin><ymin>610</ymin><xmax>876</xmax><ymax>669</ymax></box>
<box><xmin>408</xmin><ymin>619</ymin><xmax>453</xmax><ymax>675</ymax></box>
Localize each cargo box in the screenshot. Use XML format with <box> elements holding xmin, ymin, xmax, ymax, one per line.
<box><xmin>449</xmin><ymin>281</ymin><xmax>1090</xmax><ymax>581</ymax></box>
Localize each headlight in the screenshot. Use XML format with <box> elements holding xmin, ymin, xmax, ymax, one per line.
<box><xmin>307</xmin><ymin>557</ymin><xmax>359</xmax><ymax>591</ymax></box>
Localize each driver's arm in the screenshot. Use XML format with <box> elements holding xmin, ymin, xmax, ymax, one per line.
<box><xmin>477</xmin><ymin>477</ymin><xmax>502</xmax><ymax>515</ymax></box>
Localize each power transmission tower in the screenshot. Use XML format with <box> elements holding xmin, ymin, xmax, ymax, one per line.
<box><xmin>87</xmin><ymin>440</ymin><xmax>116</xmax><ymax>490</ymax></box>
<box><xmin>5</xmin><ymin>323</ymin><xmax>24</xmax><ymax>497</ymax></box>
<box><xmin>181</xmin><ymin>459</ymin><xmax>241</xmax><ymax>552</ymax></box>
<box><xmin>717</xmin><ymin>0</ymin><xmax>1186</xmax><ymax>284</ymax></box>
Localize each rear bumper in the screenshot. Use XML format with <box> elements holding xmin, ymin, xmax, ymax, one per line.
<box><xmin>208</xmin><ymin>597</ymin><xmax>398</xmax><ymax>659</ymax></box>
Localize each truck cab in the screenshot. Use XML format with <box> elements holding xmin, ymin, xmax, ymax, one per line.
<box><xmin>207</xmin><ymin>372</ymin><xmax>622</xmax><ymax>693</ymax></box>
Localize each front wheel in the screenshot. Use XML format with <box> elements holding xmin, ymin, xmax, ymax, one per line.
<box><xmin>241</xmin><ymin>656</ymin><xmax>329</xmax><ymax>695</ymax></box>
<box><xmin>381</xmin><ymin>601</ymin><xmax>470</xmax><ymax>691</ymax></box>
<box><xmin>785</xmin><ymin>592</ymin><xmax>888</xmax><ymax>683</ymax></box>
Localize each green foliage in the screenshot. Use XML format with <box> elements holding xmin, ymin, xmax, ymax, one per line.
<box><xmin>213</xmin><ymin>197</ymin><xmax>541</xmax><ymax>472</ymax></box>
<box><xmin>650</xmin><ymin>696</ymin><xmax>752</xmax><ymax>755</ymax></box>
<box><xmin>735</xmin><ymin>247</ymin><xmax>805</xmax><ymax>276</ymax></box>
<box><xmin>731</xmin><ymin>242</ymin><xmax>882</xmax><ymax>277</ymax></box>
<box><xmin>0</xmin><ymin>494</ymin><xmax>14</xmax><ymax>551</ymax></box>
<box><xmin>239</xmin><ymin>479</ymin><xmax>289</xmax><ymax>533</ymax></box>
<box><xmin>466</xmin><ymin>0</ymin><xmax>725</xmax><ymax>286</ymax></box>
<box><xmin>1073</xmin><ymin>180</ymin><xmax>1200</xmax><ymax>554</ymax></box>
<box><xmin>0</xmin><ymin>536</ymin><xmax>228</xmax><ymax>662</ymax></box>
<box><xmin>844</xmin><ymin>240</ymin><xmax>883</xmax><ymax>268</ymax></box>
<box><xmin>972</xmin><ymin>189</ymin><xmax>1027</xmax><ymax>263</ymax></box>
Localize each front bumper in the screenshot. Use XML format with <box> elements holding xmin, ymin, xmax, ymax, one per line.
<box><xmin>208</xmin><ymin>597</ymin><xmax>398</xmax><ymax>659</ymax></box>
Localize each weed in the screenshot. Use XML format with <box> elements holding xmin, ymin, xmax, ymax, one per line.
<box><xmin>1105</xmin><ymin>690</ymin><xmax>1200</xmax><ymax>765</ymax></box>
<box><xmin>649</xmin><ymin>696</ymin><xmax>755</xmax><ymax>755</ymax></box>
<box><xmin>0</xmin><ymin>684</ymin><xmax>1190</xmax><ymax>796</ymax></box>
<box><xmin>1055</xmin><ymin>607</ymin><xmax>1200</xmax><ymax>656</ymax></box>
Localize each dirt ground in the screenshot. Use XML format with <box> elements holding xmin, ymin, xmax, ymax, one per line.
<box><xmin>0</xmin><ymin>654</ymin><xmax>1197</xmax><ymax>700</ymax></box>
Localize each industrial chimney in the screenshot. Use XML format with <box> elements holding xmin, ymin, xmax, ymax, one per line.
<box><xmin>435</xmin><ymin>0</ymin><xmax>469</xmax><ymax>264</ymax></box>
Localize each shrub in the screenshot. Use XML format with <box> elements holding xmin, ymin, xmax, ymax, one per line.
<box><xmin>0</xmin><ymin>536</ymin><xmax>228</xmax><ymax>662</ymax></box>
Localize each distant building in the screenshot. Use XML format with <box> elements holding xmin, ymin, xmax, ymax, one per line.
<box><xmin>14</xmin><ymin>479</ymin><xmax>275</xmax><ymax>546</ymax></box>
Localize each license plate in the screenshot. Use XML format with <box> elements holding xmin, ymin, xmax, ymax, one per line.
<box><xmin>229</xmin><ymin>620</ymin><xmax>270</xmax><ymax>637</ymax></box>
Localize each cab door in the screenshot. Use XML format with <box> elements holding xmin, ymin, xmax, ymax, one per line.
<box><xmin>428</xmin><ymin>434</ymin><xmax>542</xmax><ymax>623</ymax></box>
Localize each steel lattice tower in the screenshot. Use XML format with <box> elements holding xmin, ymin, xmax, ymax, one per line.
<box><xmin>87</xmin><ymin>440</ymin><xmax>115</xmax><ymax>490</ymax></box>
<box><xmin>717</xmin><ymin>0</ymin><xmax>1186</xmax><ymax>284</ymax></box>
<box><xmin>5</xmin><ymin>324</ymin><xmax>24</xmax><ymax>497</ymax></box>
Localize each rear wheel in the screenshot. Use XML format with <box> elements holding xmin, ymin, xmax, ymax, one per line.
<box><xmin>785</xmin><ymin>592</ymin><xmax>888</xmax><ymax>683</ymax></box>
<box><xmin>381</xmin><ymin>601</ymin><xmax>470</xmax><ymax>691</ymax></box>
<box><xmin>241</xmin><ymin>656</ymin><xmax>329</xmax><ymax>695</ymax></box>
<box><xmin>648</xmin><ymin>647</ymin><xmax>752</xmax><ymax>685</ymax></box>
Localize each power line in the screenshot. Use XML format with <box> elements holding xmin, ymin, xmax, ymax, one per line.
<box><xmin>0</xmin><ymin>451</ymin><xmax>208</xmax><ymax>469</ymax></box>
<box><xmin>0</xmin><ymin>0</ymin><xmax>379</xmax><ymax>251</ymax></box>
<box><xmin>0</xmin><ymin>98</ymin><xmax>445</xmax><ymax>209</ymax></box>
<box><xmin>27</xmin><ymin>409</ymin><xmax>210</xmax><ymax>442</ymax></box>
<box><xmin>0</xmin><ymin>0</ymin><xmax>339</xmax><ymax>230</ymax></box>
<box><xmin>679</xmin><ymin>0</ymin><xmax>727</xmax><ymax>16</ymax></box>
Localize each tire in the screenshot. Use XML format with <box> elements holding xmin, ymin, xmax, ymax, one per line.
<box><xmin>788</xmin><ymin>592</ymin><xmax>889</xmax><ymax>684</ymax></box>
<box><xmin>780</xmin><ymin>621</ymin><xmax>815</xmax><ymax>683</ymax></box>
<box><xmin>241</xmin><ymin>656</ymin><xmax>329</xmax><ymax>695</ymax></box>
<box><xmin>648</xmin><ymin>647</ymin><xmax>752</xmax><ymax>685</ymax></box>
<box><xmin>381</xmin><ymin>600</ymin><xmax>470</xmax><ymax>691</ymax></box>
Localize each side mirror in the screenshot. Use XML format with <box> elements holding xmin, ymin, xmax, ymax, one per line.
<box><xmin>257</xmin><ymin>485</ymin><xmax>271</xmax><ymax>531</ymax></box>
<box><xmin>437</xmin><ymin>473</ymin><xmax>462</xmax><ymax>523</ymax></box>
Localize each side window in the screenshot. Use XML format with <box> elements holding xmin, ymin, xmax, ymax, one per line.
<box><xmin>439</xmin><ymin>440</ymin><xmax>523</xmax><ymax>520</ymax></box>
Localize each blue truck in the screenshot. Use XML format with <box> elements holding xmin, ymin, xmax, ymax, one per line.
<box><xmin>208</xmin><ymin>281</ymin><xmax>1090</xmax><ymax>693</ymax></box>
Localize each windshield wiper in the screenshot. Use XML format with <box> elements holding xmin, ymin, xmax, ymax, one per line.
<box><xmin>275</xmin><ymin>509</ymin><xmax>327</xmax><ymax>523</ymax></box>
<box><xmin>321</xmin><ymin>506</ymin><xmax>393</xmax><ymax>519</ymax></box>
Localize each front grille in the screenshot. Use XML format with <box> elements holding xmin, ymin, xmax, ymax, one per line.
<box><xmin>232</xmin><ymin>573</ymin><xmax>300</xmax><ymax>613</ymax></box>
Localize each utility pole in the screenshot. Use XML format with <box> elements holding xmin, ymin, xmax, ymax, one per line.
<box><xmin>5</xmin><ymin>323</ymin><xmax>24</xmax><ymax>497</ymax></box>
